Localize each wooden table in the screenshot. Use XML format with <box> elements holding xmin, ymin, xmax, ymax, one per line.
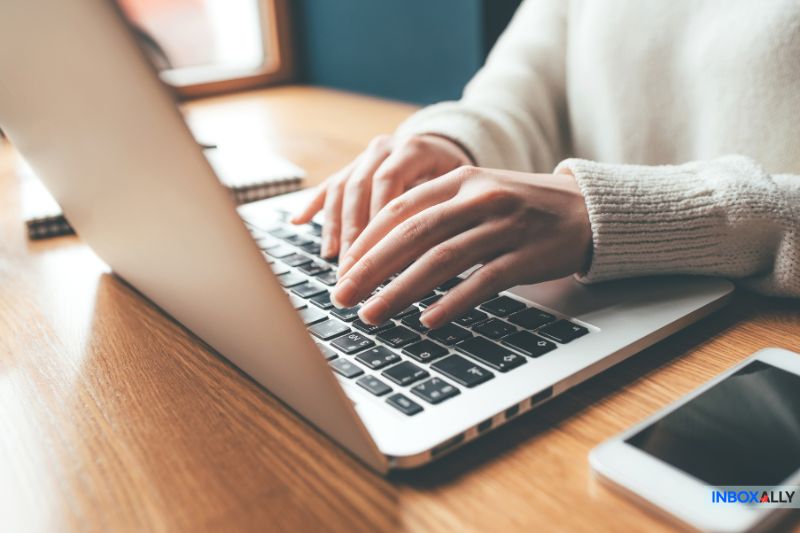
<box><xmin>2</xmin><ymin>86</ymin><xmax>799</xmax><ymax>533</ymax></box>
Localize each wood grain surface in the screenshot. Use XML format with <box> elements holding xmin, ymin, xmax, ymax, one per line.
<box><xmin>1</xmin><ymin>86</ymin><xmax>799</xmax><ymax>533</ymax></box>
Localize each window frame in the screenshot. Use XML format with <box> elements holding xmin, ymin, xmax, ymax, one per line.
<box><xmin>160</xmin><ymin>0</ymin><xmax>295</xmax><ymax>99</ymax></box>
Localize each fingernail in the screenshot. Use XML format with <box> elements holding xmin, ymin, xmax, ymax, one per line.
<box><xmin>338</xmin><ymin>255</ymin><xmax>354</xmax><ymax>276</ymax></box>
<box><xmin>360</xmin><ymin>295</ymin><xmax>389</xmax><ymax>324</ymax></box>
<box><xmin>420</xmin><ymin>305</ymin><xmax>445</xmax><ymax>329</ymax></box>
<box><xmin>331</xmin><ymin>278</ymin><xmax>357</xmax><ymax>308</ymax></box>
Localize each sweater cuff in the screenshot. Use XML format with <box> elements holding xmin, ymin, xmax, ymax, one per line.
<box><xmin>394</xmin><ymin>103</ymin><xmax>508</xmax><ymax>169</ymax></box>
<box><xmin>555</xmin><ymin>156</ymin><xmax>768</xmax><ymax>284</ymax></box>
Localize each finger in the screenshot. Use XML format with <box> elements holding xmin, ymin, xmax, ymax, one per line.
<box><xmin>292</xmin><ymin>157</ymin><xmax>359</xmax><ymax>226</ymax></box>
<box><xmin>331</xmin><ymin>198</ymin><xmax>485</xmax><ymax>308</ymax></box>
<box><xmin>339</xmin><ymin>150</ymin><xmax>390</xmax><ymax>257</ymax></box>
<box><xmin>369</xmin><ymin>142</ymin><xmax>431</xmax><ymax>219</ymax></box>
<box><xmin>357</xmin><ymin>221</ymin><xmax>510</xmax><ymax>324</ymax></box>
<box><xmin>337</xmin><ymin>171</ymin><xmax>465</xmax><ymax>277</ymax></box>
<box><xmin>420</xmin><ymin>253</ymin><xmax>523</xmax><ymax>329</ymax></box>
<box><xmin>320</xmin><ymin>177</ymin><xmax>346</xmax><ymax>258</ymax></box>
<box><xmin>290</xmin><ymin>182</ymin><xmax>327</xmax><ymax>224</ymax></box>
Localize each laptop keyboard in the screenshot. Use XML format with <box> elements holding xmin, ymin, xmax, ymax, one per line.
<box><xmin>245</xmin><ymin>215</ymin><xmax>590</xmax><ymax>417</ymax></box>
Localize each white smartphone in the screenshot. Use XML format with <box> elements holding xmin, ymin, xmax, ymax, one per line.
<box><xmin>590</xmin><ymin>348</ymin><xmax>800</xmax><ymax>533</ymax></box>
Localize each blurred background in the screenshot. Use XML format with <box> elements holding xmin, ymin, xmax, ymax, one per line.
<box><xmin>292</xmin><ymin>0</ymin><xmax>522</xmax><ymax>103</ymax></box>
<box><xmin>117</xmin><ymin>0</ymin><xmax>523</xmax><ymax>104</ymax></box>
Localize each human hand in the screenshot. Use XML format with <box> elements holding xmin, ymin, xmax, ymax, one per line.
<box><xmin>330</xmin><ymin>166</ymin><xmax>592</xmax><ymax>329</ymax></box>
<box><xmin>290</xmin><ymin>133</ymin><xmax>472</xmax><ymax>259</ymax></box>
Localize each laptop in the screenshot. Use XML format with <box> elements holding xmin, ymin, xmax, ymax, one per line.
<box><xmin>0</xmin><ymin>0</ymin><xmax>733</xmax><ymax>473</ymax></box>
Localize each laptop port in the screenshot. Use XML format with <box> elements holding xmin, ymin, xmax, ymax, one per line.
<box><xmin>530</xmin><ymin>386</ymin><xmax>553</xmax><ymax>406</ymax></box>
<box><xmin>505</xmin><ymin>404</ymin><xmax>520</xmax><ymax>419</ymax></box>
<box><xmin>477</xmin><ymin>418</ymin><xmax>493</xmax><ymax>433</ymax></box>
<box><xmin>431</xmin><ymin>434</ymin><xmax>465</xmax><ymax>457</ymax></box>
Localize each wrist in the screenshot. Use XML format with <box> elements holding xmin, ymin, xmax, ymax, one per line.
<box><xmin>556</xmin><ymin>167</ymin><xmax>593</xmax><ymax>275</ymax></box>
<box><xmin>418</xmin><ymin>133</ymin><xmax>476</xmax><ymax>166</ymax></box>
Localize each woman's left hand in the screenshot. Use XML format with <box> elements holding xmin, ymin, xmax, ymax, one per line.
<box><xmin>331</xmin><ymin>165</ymin><xmax>593</xmax><ymax>329</ymax></box>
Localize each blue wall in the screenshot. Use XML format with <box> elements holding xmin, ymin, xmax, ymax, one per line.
<box><xmin>293</xmin><ymin>0</ymin><xmax>521</xmax><ymax>104</ymax></box>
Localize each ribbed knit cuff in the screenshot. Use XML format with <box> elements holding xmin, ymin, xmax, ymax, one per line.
<box><xmin>394</xmin><ymin>102</ymin><xmax>508</xmax><ymax>169</ymax></box>
<box><xmin>555</xmin><ymin>156</ymin><xmax>772</xmax><ymax>284</ymax></box>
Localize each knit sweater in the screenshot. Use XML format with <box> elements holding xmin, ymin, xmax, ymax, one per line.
<box><xmin>395</xmin><ymin>0</ymin><xmax>800</xmax><ymax>297</ymax></box>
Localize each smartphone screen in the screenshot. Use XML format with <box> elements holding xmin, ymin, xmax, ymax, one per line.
<box><xmin>626</xmin><ymin>361</ymin><xmax>800</xmax><ymax>486</ymax></box>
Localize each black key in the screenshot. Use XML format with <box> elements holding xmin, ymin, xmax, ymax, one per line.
<box><xmin>331</xmin><ymin>305</ymin><xmax>361</xmax><ymax>322</ymax></box>
<box><xmin>281</xmin><ymin>253</ymin><xmax>313</xmax><ymax>268</ymax></box>
<box><xmin>315</xmin><ymin>342</ymin><xmax>338</xmax><ymax>361</ymax></box>
<box><xmin>353</xmin><ymin>318</ymin><xmax>394</xmax><ymax>335</ymax></box>
<box><xmin>382</xmin><ymin>361</ymin><xmax>429</xmax><ymax>386</ymax></box>
<box><xmin>291</xmin><ymin>281</ymin><xmax>326</xmax><ymax>299</ymax></box>
<box><xmin>331</xmin><ymin>331</ymin><xmax>375</xmax><ymax>354</ymax></box>
<box><xmin>507</xmin><ymin>307</ymin><xmax>556</xmax><ymax>330</ymax></box>
<box><xmin>307</xmin><ymin>221</ymin><xmax>323</xmax><ymax>236</ymax></box>
<box><xmin>285</xmin><ymin>234</ymin><xmax>312</xmax><ymax>247</ymax></box>
<box><xmin>454</xmin><ymin>308</ymin><xmax>488</xmax><ymax>327</ymax></box>
<box><xmin>431</xmin><ymin>355</ymin><xmax>494</xmax><ymax>387</ymax></box>
<box><xmin>411</xmin><ymin>377</ymin><xmax>460</xmax><ymax>404</ymax></box>
<box><xmin>270</xmin><ymin>262</ymin><xmax>290</xmax><ymax>276</ymax></box>
<box><xmin>288</xmin><ymin>294</ymin><xmax>307</xmax><ymax>310</ymax></box>
<box><xmin>436</xmin><ymin>277</ymin><xmax>463</xmax><ymax>292</ymax></box>
<box><xmin>277</xmin><ymin>271</ymin><xmax>306</xmax><ymax>287</ymax></box>
<box><xmin>267</xmin><ymin>226</ymin><xmax>294</xmax><ymax>239</ymax></box>
<box><xmin>392</xmin><ymin>305</ymin><xmax>418</xmax><ymax>319</ymax></box>
<box><xmin>329</xmin><ymin>358</ymin><xmax>364</xmax><ymax>378</ymax></box>
<box><xmin>309</xmin><ymin>291</ymin><xmax>333</xmax><ymax>309</ymax></box>
<box><xmin>297</xmin><ymin>306</ymin><xmax>327</xmax><ymax>325</ymax></box>
<box><xmin>473</xmin><ymin>318</ymin><xmax>516</xmax><ymax>339</ymax></box>
<box><xmin>456</xmin><ymin>337</ymin><xmax>527</xmax><ymax>372</ymax></box>
<box><xmin>259</xmin><ymin>243</ymin><xmax>282</xmax><ymax>254</ymax></box>
<box><xmin>403</xmin><ymin>339</ymin><xmax>448</xmax><ymax>363</ymax></box>
<box><xmin>539</xmin><ymin>320</ymin><xmax>589</xmax><ymax>343</ymax></box>
<box><xmin>298</xmin><ymin>261</ymin><xmax>330</xmax><ymax>277</ymax></box>
<box><xmin>401</xmin><ymin>312</ymin><xmax>429</xmax><ymax>333</ymax></box>
<box><xmin>480</xmin><ymin>295</ymin><xmax>526</xmax><ymax>317</ymax></box>
<box><xmin>376</xmin><ymin>326</ymin><xmax>420</xmax><ymax>348</ymax></box>
<box><xmin>386</xmin><ymin>393</ymin><xmax>423</xmax><ymax>416</ymax></box>
<box><xmin>419</xmin><ymin>294</ymin><xmax>442</xmax><ymax>308</ymax></box>
<box><xmin>355</xmin><ymin>346</ymin><xmax>401</xmax><ymax>370</ymax></box>
<box><xmin>256</xmin><ymin>237</ymin><xmax>281</xmax><ymax>250</ymax></box>
<box><xmin>356</xmin><ymin>375</ymin><xmax>392</xmax><ymax>396</ymax></box>
<box><xmin>315</xmin><ymin>271</ymin><xmax>339</xmax><ymax>286</ymax></box>
<box><xmin>502</xmin><ymin>331</ymin><xmax>557</xmax><ymax>357</ymax></box>
<box><xmin>300</xmin><ymin>241</ymin><xmax>322</xmax><ymax>255</ymax></box>
<box><xmin>308</xmin><ymin>319</ymin><xmax>350</xmax><ymax>340</ymax></box>
<box><xmin>429</xmin><ymin>323</ymin><xmax>471</xmax><ymax>345</ymax></box>
<box><xmin>266</xmin><ymin>245</ymin><xmax>295</xmax><ymax>258</ymax></box>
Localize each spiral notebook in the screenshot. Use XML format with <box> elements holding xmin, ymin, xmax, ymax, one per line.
<box><xmin>23</xmin><ymin>145</ymin><xmax>305</xmax><ymax>240</ymax></box>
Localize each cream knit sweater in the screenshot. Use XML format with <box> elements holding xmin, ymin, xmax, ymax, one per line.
<box><xmin>396</xmin><ymin>0</ymin><xmax>800</xmax><ymax>297</ymax></box>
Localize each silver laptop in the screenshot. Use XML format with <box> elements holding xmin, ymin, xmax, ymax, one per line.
<box><xmin>0</xmin><ymin>0</ymin><xmax>733</xmax><ymax>472</ymax></box>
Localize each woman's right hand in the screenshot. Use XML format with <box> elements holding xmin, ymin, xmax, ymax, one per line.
<box><xmin>290</xmin><ymin>133</ymin><xmax>473</xmax><ymax>259</ymax></box>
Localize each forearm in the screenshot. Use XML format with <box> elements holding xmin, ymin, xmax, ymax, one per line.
<box><xmin>557</xmin><ymin>155</ymin><xmax>800</xmax><ymax>297</ymax></box>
